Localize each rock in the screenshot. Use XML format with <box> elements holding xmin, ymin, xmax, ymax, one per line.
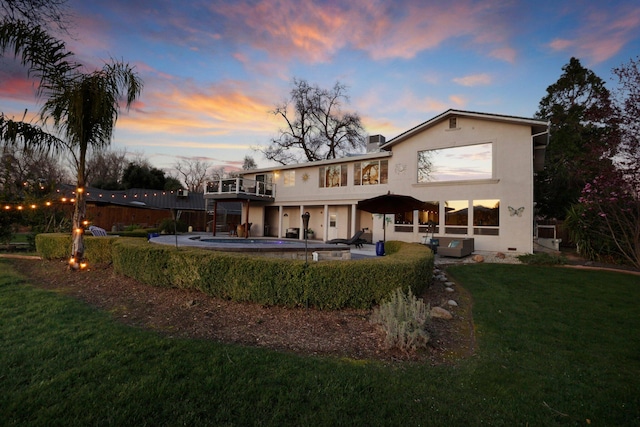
<box><xmin>447</xmin><ymin>300</ymin><xmax>458</xmax><ymax>307</ymax></box>
<box><xmin>444</xmin><ymin>281</ymin><xmax>455</xmax><ymax>287</ymax></box>
<box><xmin>472</xmin><ymin>254</ymin><xmax>485</xmax><ymax>263</ymax></box>
<box><xmin>496</xmin><ymin>252</ymin><xmax>506</xmax><ymax>259</ymax></box>
<box><xmin>445</xmin><ymin>287</ymin><xmax>455</xmax><ymax>292</ymax></box>
<box><xmin>430</xmin><ymin>306</ymin><xmax>453</xmax><ymax>320</ymax></box>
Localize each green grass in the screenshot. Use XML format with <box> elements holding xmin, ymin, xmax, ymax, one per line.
<box><xmin>1</xmin><ymin>260</ymin><xmax>639</xmax><ymax>426</ymax></box>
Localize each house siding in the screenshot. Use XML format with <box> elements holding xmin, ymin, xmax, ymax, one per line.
<box><xmin>237</xmin><ymin>110</ymin><xmax>547</xmax><ymax>253</ymax></box>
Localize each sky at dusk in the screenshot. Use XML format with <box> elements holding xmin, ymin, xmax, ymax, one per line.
<box><xmin>1</xmin><ymin>0</ymin><xmax>640</xmax><ymax>176</ymax></box>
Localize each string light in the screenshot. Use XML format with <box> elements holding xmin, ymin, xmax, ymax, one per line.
<box><xmin>0</xmin><ymin>197</ymin><xmax>75</xmax><ymax>211</ymax></box>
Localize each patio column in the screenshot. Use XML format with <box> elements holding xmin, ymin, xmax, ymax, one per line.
<box><xmin>278</xmin><ymin>206</ymin><xmax>284</xmax><ymax>238</ymax></box>
<box><xmin>351</xmin><ymin>203</ymin><xmax>357</xmax><ymax>237</ymax></box>
<box><xmin>324</xmin><ymin>204</ymin><xmax>329</xmax><ymax>241</ymax></box>
<box><xmin>299</xmin><ymin>205</ymin><xmax>305</xmax><ymax>240</ymax></box>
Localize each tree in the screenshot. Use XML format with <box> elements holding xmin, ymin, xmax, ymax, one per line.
<box><xmin>534</xmin><ymin>57</ymin><xmax>620</xmax><ymax>219</ymax></box>
<box><xmin>173</xmin><ymin>158</ymin><xmax>210</xmax><ymax>192</ymax></box>
<box><xmin>1</xmin><ymin>0</ymin><xmax>69</xmax><ymax>31</ymax></box>
<box><xmin>613</xmin><ymin>56</ymin><xmax>640</xmax><ymax>186</ymax></box>
<box><xmin>259</xmin><ymin>78</ymin><xmax>365</xmax><ymax>165</ymax></box>
<box><xmin>242</xmin><ymin>155</ymin><xmax>257</xmax><ymax>170</ymax></box>
<box><xmin>163</xmin><ymin>176</ymin><xmax>183</xmax><ymax>191</ymax></box>
<box><xmin>122</xmin><ymin>162</ymin><xmax>165</xmax><ymax>190</ymax></box>
<box><xmin>1</xmin><ymin>143</ymin><xmax>67</xmax><ymax>199</ymax></box>
<box><xmin>0</xmin><ymin>20</ymin><xmax>142</xmax><ymax>269</ymax></box>
<box><xmin>85</xmin><ymin>148</ymin><xmax>128</xmax><ymax>190</ymax></box>
<box><xmin>565</xmin><ymin>171</ymin><xmax>639</xmax><ymax>269</ymax></box>
<box><xmin>563</xmin><ymin>57</ymin><xmax>640</xmax><ymax>268</ymax></box>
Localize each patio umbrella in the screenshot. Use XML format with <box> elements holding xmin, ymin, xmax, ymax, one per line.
<box><xmin>357</xmin><ymin>192</ymin><xmax>425</xmax><ymax>241</ymax></box>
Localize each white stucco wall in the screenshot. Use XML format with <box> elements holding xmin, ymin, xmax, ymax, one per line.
<box><xmin>239</xmin><ymin>111</ymin><xmax>545</xmax><ymax>253</ymax></box>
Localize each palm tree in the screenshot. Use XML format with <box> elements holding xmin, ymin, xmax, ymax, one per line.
<box><xmin>0</xmin><ymin>20</ymin><xmax>142</xmax><ymax>268</ymax></box>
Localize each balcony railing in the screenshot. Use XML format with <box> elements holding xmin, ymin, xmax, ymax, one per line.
<box><xmin>204</xmin><ymin>178</ymin><xmax>275</xmax><ymax>198</ymax></box>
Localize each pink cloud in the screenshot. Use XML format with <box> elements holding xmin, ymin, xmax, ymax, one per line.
<box><xmin>453</xmin><ymin>74</ymin><xmax>492</xmax><ymax>87</ymax></box>
<box><xmin>548</xmin><ymin>5</ymin><xmax>640</xmax><ymax>64</ymax></box>
<box><xmin>490</xmin><ymin>47</ymin><xmax>517</xmax><ymax>63</ymax></box>
<box><xmin>118</xmin><ymin>79</ymin><xmax>279</xmax><ymax>137</ymax></box>
<box><xmin>0</xmin><ymin>74</ymin><xmax>37</xmax><ymax>101</ymax></box>
<box><xmin>211</xmin><ymin>0</ymin><xmax>517</xmax><ymax>63</ymax></box>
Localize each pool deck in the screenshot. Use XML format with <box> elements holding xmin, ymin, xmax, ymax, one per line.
<box><xmin>148</xmin><ymin>232</ymin><xmax>528</xmax><ymax>265</ymax></box>
<box><xmin>149</xmin><ymin>233</ymin><xmax>363</xmax><ymax>260</ymax></box>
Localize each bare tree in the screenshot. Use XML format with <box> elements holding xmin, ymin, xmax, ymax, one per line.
<box><xmin>85</xmin><ymin>148</ymin><xmax>128</xmax><ymax>189</ymax></box>
<box><xmin>1</xmin><ymin>143</ymin><xmax>67</xmax><ymax>198</ymax></box>
<box><xmin>207</xmin><ymin>166</ymin><xmax>227</xmax><ymax>181</ymax></box>
<box><xmin>613</xmin><ymin>56</ymin><xmax>640</xmax><ymax>187</ymax></box>
<box><xmin>1</xmin><ymin>0</ymin><xmax>69</xmax><ymax>32</ymax></box>
<box><xmin>259</xmin><ymin>78</ymin><xmax>365</xmax><ymax>165</ymax></box>
<box><xmin>174</xmin><ymin>158</ymin><xmax>211</xmax><ymax>192</ymax></box>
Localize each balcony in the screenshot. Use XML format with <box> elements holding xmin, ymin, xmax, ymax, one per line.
<box><xmin>204</xmin><ymin>178</ymin><xmax>275</xmax><ymax>201</ymax></box>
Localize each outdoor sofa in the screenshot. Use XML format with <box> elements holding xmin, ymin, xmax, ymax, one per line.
<box><xmin>430</xmin><ymin>236</ymin><xmax>474</xmax><ymax>258</ymax></box>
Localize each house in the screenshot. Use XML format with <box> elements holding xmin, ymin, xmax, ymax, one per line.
<box><xmin>204</xmin><ymin>109</ymin><xmax>549</xmax><ymax>253</ymax></box>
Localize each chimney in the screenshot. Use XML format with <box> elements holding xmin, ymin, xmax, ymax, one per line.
<box><xmin>367</xmin><ymin>135</ymin><xmax>386</xmax><ymax>153</ymax></box>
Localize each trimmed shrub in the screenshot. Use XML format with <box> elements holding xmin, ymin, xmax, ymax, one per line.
<box><xmin>371</xmin><ymin>287</ymin><xmax>430</xmax><ymax>351</ymax></box>
<box><xmin>36</xmin><ymin>233</ymin><xmax>71</xmax><ymax>260</ymax></box>
<box><xmin>36</xmin><ymin>233</ymin><xmax>120</xmax><ymax>264</ymax></box>
<box><xmin>36</xmin><ymin>234</ymin><xmax>434</xmax><ymax>310</ymax></box>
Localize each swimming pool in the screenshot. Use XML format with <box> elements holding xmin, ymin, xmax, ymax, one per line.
<box><xmin>149</xmin><ymin>234</ymin><xmax>353</xmax><ymax>260</ymax></box>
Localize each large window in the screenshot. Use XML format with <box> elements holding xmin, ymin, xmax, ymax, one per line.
<box><xmin>418</xmin><ymin>201</ymin><xmax>440</xmax><ymax>232</ymax></box>
<box><xmin>319</xmin><ymin>165</ymin><xmax>347</xmax><ymax>188</ymax></box>
<box><xmin>354</xmin><ymin>160</ymin><xmax>388</xmax><ymax>185</ymax></box>
<box><xmin>445</xmin><ymin>200</ymin><xmax>468</xmax><ymax>234</ymax></box>
<box><xmin>473</xmin><ymin>199</ymin><xmax>499</xmax><ymax>235</ymax></box>
<box><xmin>418</xmin><ymin>142</ymin><xmax>492</xmax><ymax>183</ymax></box>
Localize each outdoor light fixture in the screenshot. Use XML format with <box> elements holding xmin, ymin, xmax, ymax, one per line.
<box><xmin>302</xmin><ymin>211</ymin><xmax>311</xmax><ymax>264</ymax></box>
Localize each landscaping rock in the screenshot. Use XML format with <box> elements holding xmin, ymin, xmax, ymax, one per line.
<box><xmin>472</xmin><ymin>254</ymin><xmax>485</xmax><ymax>263</ymax></box>
<box><xmin>445</xmin><ymin>287</ymin><xmax>455</xmax><ymax>293</ymax></box>
<box><xmin>445</xmin><ymin>281</ymin><xmax>455</xmax><ymax>287</ymax></box>
<box><xmin>430</xmin><ymin>306</ymin><xmax>453</xmax><ymax>320</ymax></box>
<box><xmin>447</xmin><ymin>300</ymin><xmax>458</xmax><ymax>307</ymax></box>
<box><xmin>496</xmin><ymin>252</ymin><xmax>506</xmax><ymax>259</ymax></box>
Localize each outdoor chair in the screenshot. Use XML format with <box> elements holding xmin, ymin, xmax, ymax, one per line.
<box><xmin>88</xmin><ymin>225</ymin><xmax>108</xmax><ymax>237</ymax></box>
<box><xmin>326</xmin><ymin>230</ymin><xmax>366</xmax><ymax>248</ymax></box>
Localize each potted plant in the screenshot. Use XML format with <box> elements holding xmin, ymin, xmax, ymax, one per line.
<box><xmin>306</xmin><ymin>228</ymin><xmax>315</xmax><ymax>239</ymax></box>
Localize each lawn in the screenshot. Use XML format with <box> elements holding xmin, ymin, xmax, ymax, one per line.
<box><xmin>1</xmin><ymin>260</ymin><xmax>639</xmax><ymax>426</ymax></box>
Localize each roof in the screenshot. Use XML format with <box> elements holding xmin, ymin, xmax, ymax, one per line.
<box><xmin>242</xmin><ymin>150</ymin><xmax>392</xmax><ymax>174</ymax></box>
<box><xmin>380</xmin><ymin>109</ymin><xmax>549</xmax><ymax>150</ymax></box>
<box><xmin>56</xmin><ymin>184</ymin><xmax>206</xmax><ymax>211</ymax></box>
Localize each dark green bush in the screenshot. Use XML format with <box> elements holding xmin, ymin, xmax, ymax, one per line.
<box><xmin>517</xmin><ymin>252</ymin><xmax>567</xmax><ymax>265</ymax></box>
<box><xmin>36</xmin><ymin>233</ymin><xmax>120</xmax><ymax>264</ymax></box>
<box><xmin>115</xmin><ymin>229</ymin><xmax>159</xmax><ymax>238</ymax></box>
<box><xmin>36</xmin><ymin>234</ymin><xmax>434</xmax><ymax>310</ymax></box>
<box><xmin>159</xmin><ymin>219</ymin><xmax>187</xmax><ymax>234</ymax></box>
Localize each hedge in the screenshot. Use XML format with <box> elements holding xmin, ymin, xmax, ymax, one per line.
<box><xmin>36</xmin><ymin>234</ymin><xmax>434</xmax><ymax>310</ymax></box>
<box><xmin>35</xmin><ymin>233</ymin><xmax>119</xmax><ymax>265</ymax></box>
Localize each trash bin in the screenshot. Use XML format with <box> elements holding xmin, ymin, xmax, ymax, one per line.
<box><xmin>376</xmin><ymin>240</ymin><xmax>385</xmax><ymax>256</ymax></box>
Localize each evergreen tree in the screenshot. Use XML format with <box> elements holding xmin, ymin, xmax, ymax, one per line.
<box><xmin>534</xmin><ymin>57</ymin><xmax>620</xmax><ymax>219</ymax></box>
